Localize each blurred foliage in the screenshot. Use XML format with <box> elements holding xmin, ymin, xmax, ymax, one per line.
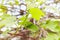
<box><xmin>0</xmin><ymin>4</ymin><xmax>8</xmax><ymax>13</ymax></box>
<box><xmin>40</xmin><ymin>20</ymin><xmax>60</xmax><ymax>40</ymax></box>
<box><xmin>15</xmin><ymin>0</ymin><xmax>20</xmax><ymax>5</ymax></box>
<box><xmin>40</xmin><ymin>20</ymin><xmax>60</xmax><ymax>32</ymax></box>
<box><xmin>44</xmin><ymin>32</ymin><xmax>59</xmax><ymax>40</ymax></box>
<box><xmin>0</xmin><ymin>0</ymin><xmax>60</xmax><ymax>40</ymax></box>
<box><xmin>0</xmin><ymin>14</ymin><xmax>16</xmax><ymax>28</ymax></box>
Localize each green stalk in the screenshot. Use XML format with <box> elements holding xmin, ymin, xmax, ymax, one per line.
<box><xmin>14</xmin><ymin>13</ymin><xmax>29</xmax><ymax>34</ymax></box>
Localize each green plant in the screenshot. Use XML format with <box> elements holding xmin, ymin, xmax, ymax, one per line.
<box><xmin>0</xmin><ymin>0</ymin><xmax>60</xmax><ymax>40</ymax></box>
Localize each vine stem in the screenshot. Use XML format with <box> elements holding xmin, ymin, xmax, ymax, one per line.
<box><xmin>14</xmin><ymin>13</ymin><xmax>29</xmax><ymax>34</ymax></box>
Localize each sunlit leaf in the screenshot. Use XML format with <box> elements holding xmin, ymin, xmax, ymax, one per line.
<box><xmin>29</xmin><ymin>8</ymin><xmax>45</xmax><ymax>20</ymax></box>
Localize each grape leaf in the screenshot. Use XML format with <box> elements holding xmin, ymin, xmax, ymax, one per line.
<box><xmin>29</xmin><ymin>8</ymin><xmax>45</xmax><ymax>20</ymax></box>
<box><xmin>24</xmin><ymin>21</ymin><xmax>39</xmax><ymax>32</ymax></box>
